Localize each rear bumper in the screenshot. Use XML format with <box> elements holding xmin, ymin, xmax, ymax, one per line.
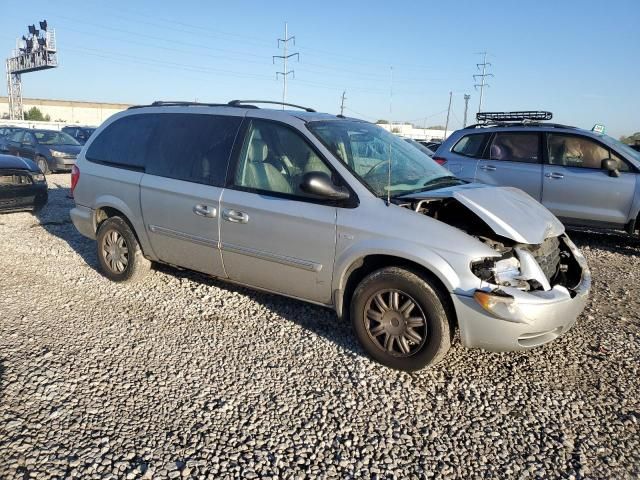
<box><xmin>70</xmin><ymin>205</ymin><xmax>96</xmax><ymax>239</ymax></box>
<box><xmin>454</xmin><ymin>239</ymin><xmax>591</xmax><ymax>352</ymax></box>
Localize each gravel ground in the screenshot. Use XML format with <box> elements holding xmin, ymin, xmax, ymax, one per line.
<box><xmin>1</xmin><ymin>174</ymin><xmax>639</xmax><ymax>479</ymax></box>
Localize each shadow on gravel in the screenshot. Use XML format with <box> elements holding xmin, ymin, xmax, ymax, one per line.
<box><xmin>153</xmin><ymin>263</ymin><xmax>365</xmax><ymax>358</ymax></box>
<box><xmin>0</xmin><ymin>358</ymin><xmax>4</xmax><ymax>399</ymax></box>
<box><xmin>568</xmin><ymin>228</ymin><xmax>640</xmax><ymax>257</ymax></box>
<box><xmin>33</xmin><ymin>181</ymin><xmax>100</xmax><ymax>273</ymax></box>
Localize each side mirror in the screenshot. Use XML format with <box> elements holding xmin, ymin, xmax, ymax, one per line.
<box><xmin>300</xmin><ymin>171</ymin><xmax>350</xmax><ymax>201</ymax></box>
<box><xmin>601</xmin><ymin>158</ymin><xmax>620</xmax><ymax>177</ymax></box>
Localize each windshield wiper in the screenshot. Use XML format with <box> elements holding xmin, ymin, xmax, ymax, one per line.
<box><xmin>392</xmin><ymin>176</ymin><xmax>464</xmax><ymax>198</ymax></box>
<box><xmin>422</xmin><ymin>175</ymin><xmax>461</xmax><ymax>187</ymax></box>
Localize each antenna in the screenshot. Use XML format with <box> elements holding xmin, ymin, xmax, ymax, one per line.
<box><xmin>387</xmin><ymin>141</ymin><xmax>392</xmax><ymax>206</ymax></box>
<box><xmin>273</xmin><ymin>22</ymin><xmax>299</xmax><ymax>109</ymax></box>
<box><xmin>340</xmin><ymin>90</ymin><xmax>346</xmax><ymax>116</ymax></box>
<box><xmin>473</xmin><ymin>51</ymin><xmax>494</xmax><ymax>113</ymax></box>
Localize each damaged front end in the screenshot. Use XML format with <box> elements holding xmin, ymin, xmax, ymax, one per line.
<box><xmin>397</xmin><ymin>185</ymin><xmax>590</xmax><ymax>350</ymax></box>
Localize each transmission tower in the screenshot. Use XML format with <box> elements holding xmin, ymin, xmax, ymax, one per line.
<box><xmin>473</xmin><ymin>52</ymin><xmax>493</xmax><ymax>113</ymax></box>
<box><xmin>273</xmin><ymin>22</ymin><xmax>298</xmax><ymax>109</ymax></box>
<box><xmin>5</xmin><ymin>20</ymin><xmax>57</xmax><ymax>120</ymax></box>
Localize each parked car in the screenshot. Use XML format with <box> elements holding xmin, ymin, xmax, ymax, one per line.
<box><xmin>404</xmin><ymin>138</ymin><xmax>435</xmax><ymax>157</ymax></box>
<box><xmin>70</xmin><ymin>100</ymin><xmax>590</xmax><ymax>371</ymax></box>
<box><xmin>4</xmin><ymin>129</ymin><xmax>82</xmax><ymax>174</ymax></box>
<box><xmin>0</xmin><ymin>153</ymin><xmax>48</xmax><ymax>213</ymax></box>
<box><xmin>421</xmin><ymin>141</ymin><xmax>442</xmax><ymax>151</ymax></box>
<box><xmin>61</xmin><ymin>125</ymin><xmax>96</xmax><ymax>145</ymax></box>
<box><xmin>436</xmin><ymin>112</ymin><xmax>640</xmax><ymax>234</ymax></box>
<box><xmin>0</xmin><ymin>126</ymin><xmax>24</xmax><ymax>153</ymax></box>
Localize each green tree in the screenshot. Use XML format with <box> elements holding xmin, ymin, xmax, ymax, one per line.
<box><xmin>426</xmin><ymin>125</ymin><xmax>445</xmax><ymax>130</ymax></box>
<box><xmin>376</xmin><ymin>119</ymin><xmax>389</xmax><ymax>124</ymax></box>
<box><xmin>620</xmin><ymin>132</ymin><xmax>640</xmax><ymax>144</ymax></box>
<box><xmin>24</xmin><ymin>107</ymin><xmax>50</xmax><ymax>122</ymax></box>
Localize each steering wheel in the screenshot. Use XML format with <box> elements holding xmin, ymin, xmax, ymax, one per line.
<box><xmin>363</xmin><ymin>160</ymin><xmax>390</xmax><ymax>179</ymax></box>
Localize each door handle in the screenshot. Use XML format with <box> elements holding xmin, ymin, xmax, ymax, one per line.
<box><xmin>222</xmin><ymin>209</ymin><xmax>249</xmax><ymax>224</ymax></box>
<box><xmin>193</xmin><ymin>204</ymin><xmax>217</xmax><ymax>218</ymax></box>
<box><xmin>479</xmin><ymin>164</ymin><xmax>497</xmax><ymax>171</ymax></box>
<box><xmin>545</xmin><ymin>172</ymin><xmax>564</xmax><ymax>179</ymax></box>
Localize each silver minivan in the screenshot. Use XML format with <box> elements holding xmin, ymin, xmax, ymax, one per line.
<box><xmin>70</xmin><ymin>101</ymin><xmax>590</xmax><ymax>371</ymax></box>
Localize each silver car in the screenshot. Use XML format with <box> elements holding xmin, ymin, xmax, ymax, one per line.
<box><xmin>70</xmin><ymin>101</ymin><xmax>590</xmax><ymax>371</ymax></box>
<box><xmin>436</xmin><ymin>114</ymin><xmax>640</xmax><ymax>233</ymax></box>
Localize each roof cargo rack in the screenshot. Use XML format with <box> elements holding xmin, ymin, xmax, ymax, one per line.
<box><xmin>228</xmin><ymin>100</ymin><xmax>316</xmax><ymax>112</ymax></box>
<box><xmin>128</xmin><ymin>101</ymin><xmax>258</xmax><ymax>110</ymax></box>
<box><xmin>476</xmin><ymin>111</ymin><xmax>553</xmax><ymax>123</ymax></box>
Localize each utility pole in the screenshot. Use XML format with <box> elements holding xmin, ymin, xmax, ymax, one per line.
<box><xmin>389</xmin><ymin>66</ymin><xmax>393</xmax><ymax>115</ymax></box>
<box><xmin>340</xmin><ymin>90</ymin><xmax>346</xmax><ymax>116</ymax></box>
<box><xmin>463</xmin><ymin>94</ymin><xmax>471</xmax><ymax>127</ymax></box>
<box><xmin>444</xmin><ymin>91</ymin><xmax>453</xmax><ymax>140</ymax></box>
<box><xmin>273</xmin><ymin>22</ymin><xmax>298</xmax><ymax>108</ymax></box>
<box><xmin>473</xmin><ymin>51</ymin><xmax>493</xmax><ymax>113</ymax></box>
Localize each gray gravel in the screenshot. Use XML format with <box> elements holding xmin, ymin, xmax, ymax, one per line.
<box><xmin>1</xmin><ymin>174</ymin><xmax>639</xmax><ymax>479</ymax></box>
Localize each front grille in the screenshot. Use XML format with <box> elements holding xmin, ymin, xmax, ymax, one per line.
<box><xmin>0</xmin><ymin>174</ymin><xmax>32</xmax><ymax>186</ymax></box>
<box><xmin>529</xmin><ymin>236</ymin><xmax>560</xmax><ymax>281</ymax></box>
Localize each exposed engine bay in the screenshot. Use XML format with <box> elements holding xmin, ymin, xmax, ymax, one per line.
<box><xmin>395</xmin><ymin>196</ymin><xmax>584</xmax><ymax>295</ymax></box>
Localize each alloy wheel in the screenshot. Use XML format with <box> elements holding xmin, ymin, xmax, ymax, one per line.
<box><xmin>363</xmin><ymin>289</ymin><xmax>428</xmax><ymax>357</ymax></box>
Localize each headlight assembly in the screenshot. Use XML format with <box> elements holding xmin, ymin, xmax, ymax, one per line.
<box><xmin>31</xmin><ymin>173</ymin><xmax>46</xmax><ymax>182</ymax></box>
<box><xmin>50</xmin><ymin>150</ymin><xmax>65</xmax><ymax>157</ymax></box>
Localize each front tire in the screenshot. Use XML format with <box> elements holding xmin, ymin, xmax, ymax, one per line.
<box><xmin>36</xmin><ymin>156</ymin><xmax>49</xmax><ymax>175</ymax></box>
<box><xmin>96</xmin><ymin>216</ymin><xmax>150</xmax><ymax>282</ymax></box>
<box><xmin>351</xmin><ymin>267</ymin><xmax>451</xmax><ymax>371</ymax></box>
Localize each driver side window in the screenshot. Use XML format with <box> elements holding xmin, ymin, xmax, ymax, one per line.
<box><xmin>234</xmin><ymin>120</ymin><xmax>332</xmax><ymax>197</ymax></box>
<box><xmin>547</xmin><ymin>134</ymin><xmax>628</xmax><ymax>171</ymax></box>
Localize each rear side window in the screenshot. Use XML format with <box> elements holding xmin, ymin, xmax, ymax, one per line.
<box><xmin>452</xmin><ymin>134</ymin><xmax>488</xmax><ymax>158</ymax></box>
<box><xmin>146</xmin><ymin>114</ymin><xmax>242</xmax><ymax>186</ymax></box>
<box><xmin>86</xmin><ymin>114</ymin><xmax>159</xmax><ymax>169</ymax></box>
<box><xmin>489</xmin><ymin>132</ymin><xmax>540</xmax><ymax>163</ymax></box>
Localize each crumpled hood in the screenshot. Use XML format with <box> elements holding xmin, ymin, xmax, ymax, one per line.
<box><xmin>401</xmin><ymin>183</ymin><xmax>565</xmax><ymax>244</ymax></box>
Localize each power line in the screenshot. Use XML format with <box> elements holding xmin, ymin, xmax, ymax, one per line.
<box><xmin>473</xmin><ymin>51</ymin><xmax>494</xmax><ymax>113</ymax></box>
<box><xmin>273</xmin><ymin>22</ymin><xmax>298</xmax><ymax>108</ymax></box>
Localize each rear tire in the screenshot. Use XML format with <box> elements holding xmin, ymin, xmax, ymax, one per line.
<box><xmin>36</xmin><ymin>156</ymin><xmax>49</xmax><ymax>175</ymax></box>
<box><xmin>96</xmin><ymin>216</ymin><xmax>150</xmax><ymax>282</ymax></box>
<box><xmin>351</xmin><ymin>267</ymin><xmax>451</xmax><ymax>371</ymax></box>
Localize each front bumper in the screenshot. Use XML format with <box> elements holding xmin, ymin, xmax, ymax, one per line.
<box><xmin>53</xmin><ymin>156</ymin><xmax>77</xmax><ymax>171</ymax></box>
<box><xmin>0</xmin><ymin>184</ymin><xmax>48</xmax><ymax>213</ymax></box>
<box><xmin>454</xmin><ymin>238</ymin><xmax>591</xmax><ymax>351</ymax></box>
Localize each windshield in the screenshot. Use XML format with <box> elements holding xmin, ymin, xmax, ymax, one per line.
<box><xmin>308</xmin><ymin>120</ymin><xmax>460</xmax><ymax>197</ymax></box>
<box><xmin>603</xmin><ymin>135</ymin><xmax>640</xmax><ymax>163</ymax></box>
<box><xmin>34</xmin><ymin>131</ymin><xmax>80</xmax><ymax>146</ymax></box>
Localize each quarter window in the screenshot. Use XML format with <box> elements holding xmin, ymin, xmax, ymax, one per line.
<box><xmin>146</xmin><ymin>114</ymin><xmax>241</xmax><ymax>186</ymax></box>
<box><xmin>452</xmin><ymin>134</ymin><xmax>489</xmax><ymax>158</ymax></box>
<box><xmin>547</xmin><ymin>134</ymin><xmax>628</xmax><ymax>171</ymax></box>
<box><xmin>234</xmin><ymin>120</ymin><xmax>332</xmax><ymax>197</ymax></box>
<box><xmin>489</xmin><ymin>133</ymin><xmax>540</xmax><ymax>163</ymax></box>
<box><xmin>86</xmin><ymin>114</ymin><xmax>159</xmax><ymax>169</ymax></box>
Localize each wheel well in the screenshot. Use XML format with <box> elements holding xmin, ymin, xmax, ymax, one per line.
<box><xmin>95</xmin><ymin>207</ymin><xmax>145</xmax><ymax>253</ymax></box>
<box><xmin>340</xmin><ymin>254</ymin><xmax>457</xmax><ymax>330</ymax></box>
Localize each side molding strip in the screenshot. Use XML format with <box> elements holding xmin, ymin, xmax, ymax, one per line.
<box><xmin>148</xmin><ymin>224</ymin><xmax>219</xmax><ymax>249</ymax></box>
<box><xmin>221</xmin><ymin>242</ymin><xmax>322</xmax><ymax>273</ymax></box>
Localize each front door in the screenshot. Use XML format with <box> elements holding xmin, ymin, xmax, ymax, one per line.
<box><xmin>139</xmin><ymin>112</ymin><xmax>243</xmax><ymax>277</ymax></box>
<box><xmin>542</xmin><ymin>133</ymin><xmax>636</xmax><ymax>227</ymax></box>
<box><xmin>220</xmin><ymin>118</ymin><xmax>338</xmax><ymax>304</ymax></box>
<box><xmin>475</xmin><ymin>131</ymin><xmax>543</xmax><ymax>200</ymax></box>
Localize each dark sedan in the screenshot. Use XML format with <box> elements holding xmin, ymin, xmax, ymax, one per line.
<box><xmin>4</xmin><ymin>129</ymin><xmax>82</xmax><ymax>174</ymax></box>
<box><xmin>0</xmin><ymin>126</ymin><xmax>24</xmax><ymax>153</ymax></box>
<box><xmin>0</xmin><ymin>154</ymin><xmax>48</xmax><ymax>213</ymax></box>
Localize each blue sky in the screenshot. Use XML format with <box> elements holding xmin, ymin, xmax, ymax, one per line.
<box><xmin>2</xmin><ymin>0</ymin><xmax>639</xmax><ymax>137</ymax></box>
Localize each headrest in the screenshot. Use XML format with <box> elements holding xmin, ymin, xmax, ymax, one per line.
<box><xmin>248</xmin><ymin>138</ymin><xmax>268</xmax><ymax>163</ymax></box>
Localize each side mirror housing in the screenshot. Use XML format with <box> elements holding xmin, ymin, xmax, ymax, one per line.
<box><xmin>601</xmin><ymin>158</ymin><xmax>620</xmax><ymax>177</ymax></box>
<box><xmin>300</xmin><ymin>171</ymin><xmax>351</xmax><ymax>201</ymax></box>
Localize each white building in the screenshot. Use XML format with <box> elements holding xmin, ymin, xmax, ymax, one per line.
<box><xmin>377</xmin><ymin>122</ymin><xmax>448</xmax><ymax>141</ymax></box>
<box><xmin>0</xmin><ymin>96</ymin><xmax>131</xmax><ymax>127</ymax></box>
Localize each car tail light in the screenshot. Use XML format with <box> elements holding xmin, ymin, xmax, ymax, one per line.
<box><xmin>433</xmin><ymin>156</ymin><xmax>447</xmax><ymax>165</ymax></box>
<box><xmin>70</xmin><ymin>165</ymin><xmax>80</xmax><ymax>197</ymax></box>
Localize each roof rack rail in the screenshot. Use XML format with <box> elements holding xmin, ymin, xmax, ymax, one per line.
<box><xmin>476</xmin><ymin>111</ymin><xmax>553</xmax><ymax>123</ymax></box>
<box><xmin>228</xmin><ymin>100</ymin><xmax>316</xmax><ymax>112</ymax></box>
<box><xmin>464</xmin><ymin>121</ymin><xmax>576</xmax><ymax>130</ymax></box>
<box><xmin>128</xmin><ymin>101</ymin><xmax>258</xmax><ymax>110</ymax></box>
